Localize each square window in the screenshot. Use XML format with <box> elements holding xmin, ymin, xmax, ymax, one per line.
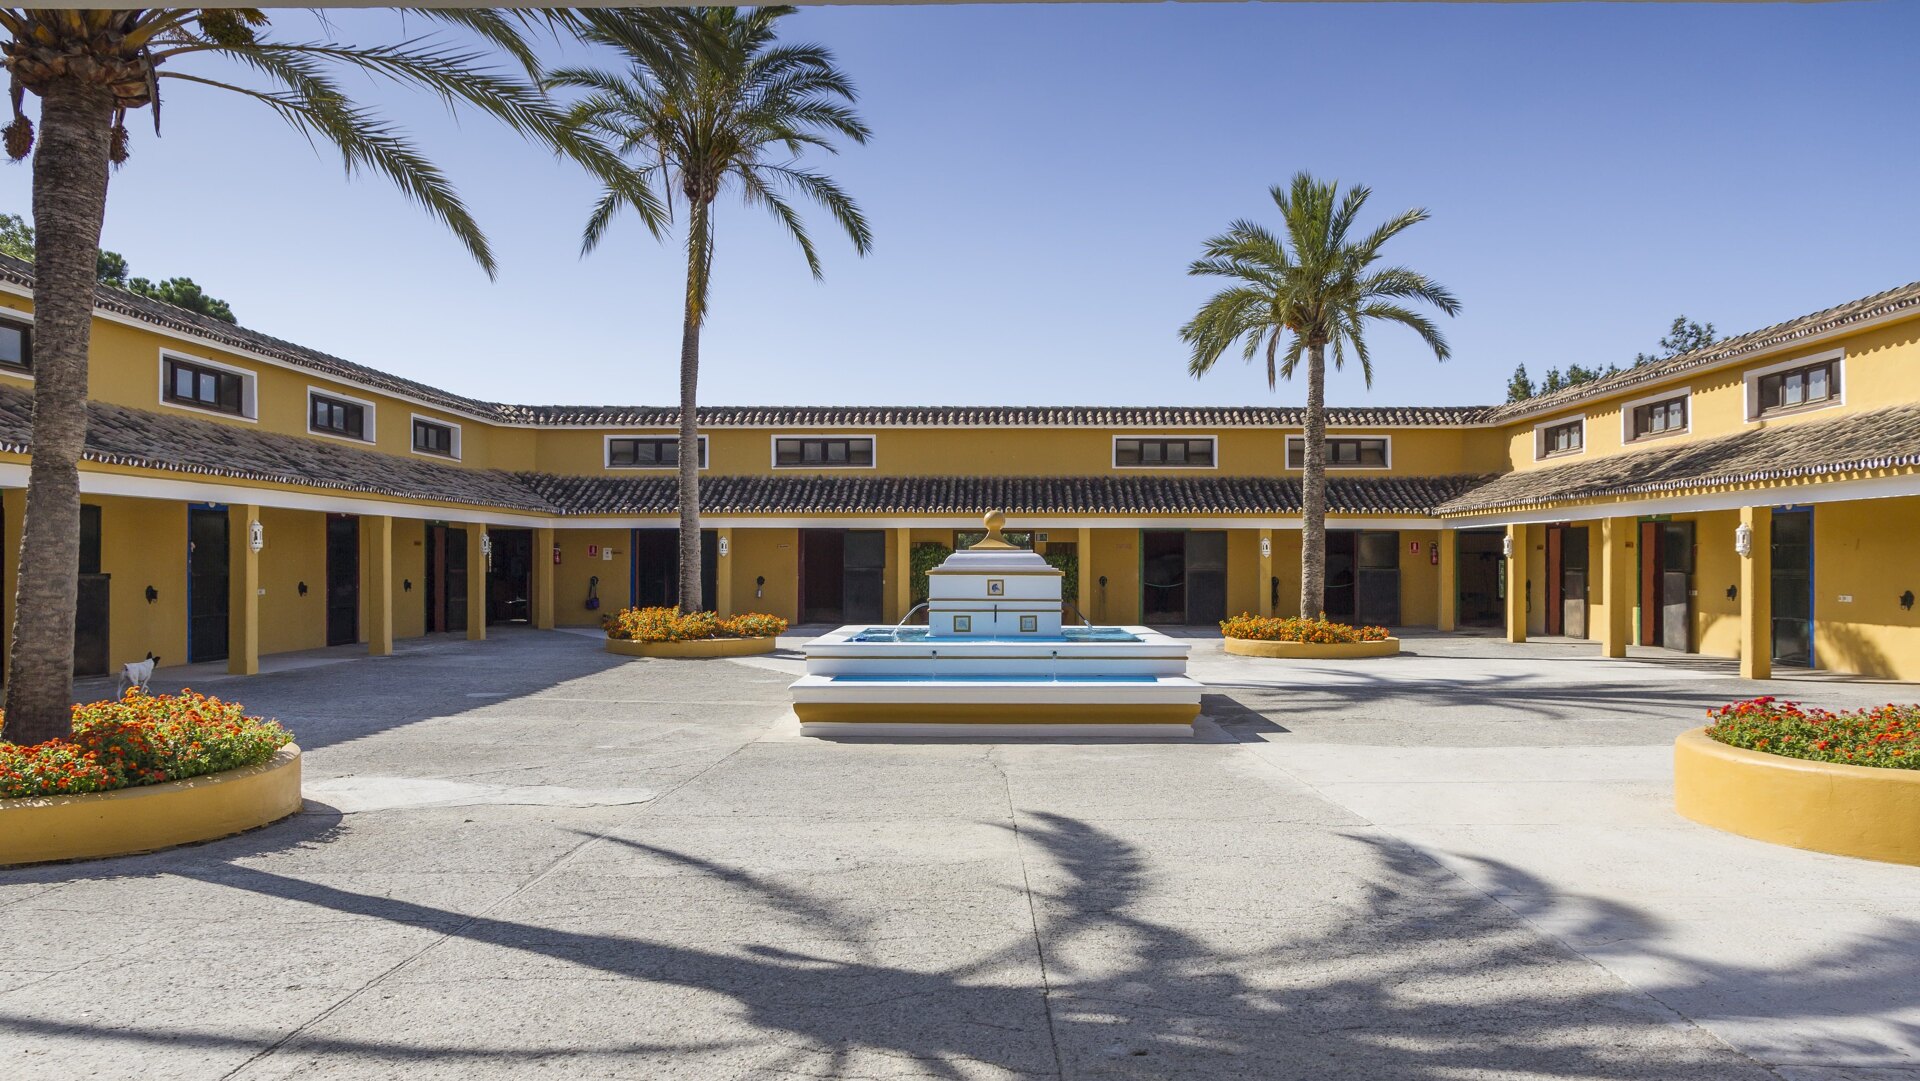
<box><xmin>1019</xmin><ymin>615</ymin><xmax>1038</xmax><ymax>633</ymax></box>
<box><xmin>952</xmin><ymin>615</ymin><xmax>971</xmax><ymax>633</ymax></box>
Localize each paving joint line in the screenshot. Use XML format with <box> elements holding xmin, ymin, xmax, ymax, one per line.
<box><xmin>985</xmin><ymin>746</ymin><xmax>1068</xmax><ymax>1081</ymax></box>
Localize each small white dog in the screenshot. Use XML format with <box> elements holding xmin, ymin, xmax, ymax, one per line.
<box><xmin>116</xmin><ymin>652</ymin><xmax>159</xmax><ymax>697</ymax></box>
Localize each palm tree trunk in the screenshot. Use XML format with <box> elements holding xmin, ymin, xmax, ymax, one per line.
<box><xmin>2</xmin><ymin>80</ymin><xmax>115</xmax><ymax>744</ymax></box>
<box><xmin>1299</xmin><ymin>341</ymin><xmax>1327</xmax><ymax>620</ymax></box>
<box><xmin>674</xmin><ymin>198</ymin><xmax>711</xmax><ymax>613</ymax></box>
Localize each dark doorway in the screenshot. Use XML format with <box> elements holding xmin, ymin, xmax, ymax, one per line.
<box><xmin>425</xmin><ymin>523</ymin><xmax>468</xmax><ymax>634</ymax></box>
<box><xmin>1140</xmin><ymin>530</ymin><xmax>1226</xmax><ymax>625</ymax></box>
<box><xmin>799</xmin><ymin>529</ymin><xmax>883</xmax><ymax>624</ymax></box>
<box><xmin>633</xmin><ymin>529</ymin><xmax>719</xmax><ymax>610</ymax></box>
<box><xmin>1456</xmin><ymin>529</ymin><xmax>1505</xmax><ymax>628</ymax></box>
<box><xmin>1635</xmin><ymin>520</ymin><xmax>1695</xmax><ymax>650</ymax></box>
<box><xmin>486</xmin><ymin>528</ymin><xmax>533</xmax><ymax>624</ymax></box>
<box><xmin>1185</xmin><ymin>531</ymin><xmax>1227</xmax><ymax>625</ymax></box>
<box><xmin>187</xmin><ymin>506</ymin><xmax>230</xmax><ymax>663</ymax></box>
<box><xmin>1771</xmin><ymin>509</ymin><xmax>1813</xmax><ymax>668</ymax></box>
<box><xmin>1355</xmin><ymin>531</ymin><xmax>1401</xmax><ymax>625</ymax></box>
<box><xmin>1322</xmin><ymin>531</ymin><xmax>1356</xmax><ymax>623</ymax></box>
<box><xmin>1545</xmin><ymin>524</ymin><xmax>1588</xmax><ymax>638</ymax></box>
<box><xmin>74</xmin><ymin>503</ymin><xmax>109</xmax><ymax>676</ymax></box>
<box><xmin>1141</xmin><ymin>531</ymin><xmax>1187</xmax><ymax>624</ymax></box>
<box><xmin>325</xmin><ymin>514</ymin><xmax>360</xmax><ymax>647</ymax></box>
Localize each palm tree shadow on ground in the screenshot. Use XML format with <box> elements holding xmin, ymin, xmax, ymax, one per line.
<box><xmin>9</xmin><ymin>810</ymin><xmax>1915</xmax><ymax>1078</ymax></box>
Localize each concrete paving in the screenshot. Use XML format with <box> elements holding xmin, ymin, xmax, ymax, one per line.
<box><xmin>3</xmin><ymin>626</ymin><xmax>1917</xmax><ymax>1080</ymax></box>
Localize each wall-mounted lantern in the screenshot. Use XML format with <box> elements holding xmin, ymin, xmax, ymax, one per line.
<box><xmin>1734</xmin><ymin>522</ymin><xmax>1753</xmax><ymax>558</ymax></box>
<box><xmin>249</xmin><ymin>520</ymin><xmax>265</xmax><ymax>552</ymax></box>
<box><xmin>298</xmin><ymin>581</ymin><xmax>308</xmax><ymax>597</ymax></box>
<box><xmin>145</xmin><ymin>585</ymin><xmax>158</xmax><ymax>604</ymax></box>
<box><xmin>755</xmin><ymin>574</ymin><xmax>765</xmax><ymax>599</ymax></box>
<box><xmin>1259</xmin><ymin>536</ymin><xmax>1271</xmax><ymax>559</ymax></box>
<box><xmin>1902</xmin><ymin>590</ymin><xmax>1915</xmax><ymax>611</ymax></box>
<box><xmin>403</xmin><ymin>579</ymin><xmax>413</xmax><ymax>593</ymax></box>
<box><xmin>718</xmin><ymin>536</ymin><xmax>730</xmax><ymax>558</ymax></box>
<box><xmin>479</xmin><ymin>532</ymin><xmax>493</xmax><ymax>559</ymax></box>
<box><xmin>1501</xmin><ymin>533</ymin><xmax>1514</xmax><ymax>559</ymax></box>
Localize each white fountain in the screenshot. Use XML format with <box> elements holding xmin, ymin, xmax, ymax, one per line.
<box><xmin>790</xmin><ymin>511</ymin><xmax>1202</xmax><ymax>736</ymax></box>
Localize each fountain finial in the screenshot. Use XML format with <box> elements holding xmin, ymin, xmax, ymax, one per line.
<box><xmin>969</xmin><ymin>509</ymin><xmax>1016</xmax><ymax>549</ymax></box>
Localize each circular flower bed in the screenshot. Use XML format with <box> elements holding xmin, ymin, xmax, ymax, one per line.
<box><xmin>1219</xmin><ymin>614</ymin><xmax>1391</xmax><ymax>644</ymax></box>
<box><xmin>1</xmin><ymin>691</ymin><xmax>292</xmax><ymax>799</ymax></box>
<box><xmin>604</xmin><ymin>607</ymin><xmax>788</xmax><ymax>658</ymax></box>
<box><xmin>1218</xmin><ymin>614</ymin><xmax>1400</xmax><ymax>659</ymax></box>
<box><xmin>1704</xmin><ymin>696</ymin><xmax>1918</xmax><ymax>768</ymax></box>
<box><xmin>1676</xmin><ymin>697</ymin><xmax>1920</xmax><ymax>865</ymax></box>
<box><xmin>1</xmin><ymin>691</ymin><xmax>301</xmax><ymax>866</ymax></box>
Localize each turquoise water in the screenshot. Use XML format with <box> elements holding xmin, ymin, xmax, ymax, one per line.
<box><xmin>847</xmin><ymin>626</ymin><xmax>1142</xmax><ymax>644</ymax></box>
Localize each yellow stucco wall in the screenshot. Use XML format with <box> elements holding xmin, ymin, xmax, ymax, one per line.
<box><xmin>1399</xmin><ymin>529</ymin><xmax>1441</xmax><ymax>628</ymax></box>
<box><xmin>93</xmin><ymin>495</ymin><xmax>188</xmax><ymax>668</ymax></box>
<box><xmin>730</xmin><ymin>528</ymin><xmax>799</xmax><ymax>621</ymax></box>
<box><xmin>1687</xmin><ymin>511</ymin><xmax>1744</xmax><ymax>662</ymax></box>
<box><xmin>551</xmin><ymin>529</ymin><xmax>630</xmax><ymax>627</ymax></box>
<box><xmin>255</xmin><ymin>508</ymin><xmax>327</xmax><ymax>657</ymax></box>
<box><xmin>1086</xmin><ymin>529</ymin><xmax>1140</xmax><ymax>625</ymax></box>
<box><xmin>1814</xmin><ymin>497</ymin><xmax>1920</xmax><ymax>681</ymax></box>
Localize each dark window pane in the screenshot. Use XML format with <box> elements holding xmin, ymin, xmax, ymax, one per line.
<box><xmin>0</xmin><ymin>320</ymin><xmax>27</xmax><ymax>367</ymax></box>
<box><xmin>1115</xmin><ymin>440</ymin><xmax>1140</xmax><ymax>466</ymax></box>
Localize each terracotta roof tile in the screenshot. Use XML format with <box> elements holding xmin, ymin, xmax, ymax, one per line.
<box><xmin>1436</xmin><ymin>404</ymin><xmax>1920</xmax><ymax>516</ymax></box>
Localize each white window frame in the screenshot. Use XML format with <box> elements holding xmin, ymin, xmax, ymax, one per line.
<box><xmin>1111</xmin><ymin>434</ymin><xmax>1219</xmax><ymax>470</ymax></box>
<box><xmin>157</xmin><ymin>349</ymin><xmax>258</xmax><ymax>422</ymax></box>
<box><xmin>1284</xmin><ymin>434</ymin><xmax>1392</xmax><ymax>471</ymax></box>
<box><xmin>305</xmin><ymin>385</ymin><xmax>377</xmax><ymax>444</ymax></box>
<box><xmin>409</xmin><ymin>412</ymin><xmax>463</xmax><ymax>461</ymax></box>
<box><xmin>769</xmin><ymin>433</ymin><xmax>878</xmax><ymax>470</ymax></box>
<box><xmin>0</xmin><ymin>308</ymin><xmax>32</xmax><ymax>382</ymax></box>
<box><xmin>606</xmin><ymin>432</ymin><xmax>707</xmax><ymax>470</ymax></box>
<box><xmin>1619</xmin><ymin>388</ymin><xmax>1692</xmax><ymax>445</ymax></box>
<box><xmin>1533</xmin><ymin>416</ymin><xmax>1585</xmax><ymax>461</ymax></box>
<box><xmin>1744</xmin><ymin>348</ymin><xmax>1844</xmax><ymax>422</ymax></box>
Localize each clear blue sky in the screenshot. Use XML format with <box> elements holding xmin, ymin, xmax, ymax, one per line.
<box><xmin>5</xmin><ymin>3</ymin><xmax>1917</xmax><ymax>410</ymax></box>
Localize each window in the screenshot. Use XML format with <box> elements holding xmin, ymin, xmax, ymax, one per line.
<box><xmin>608</xmin><ymin>435</ymin><xmax>706</xmax><ymax>468</ymax></box>
<box><xmin>413</xmin><ymin>417</ymin><xmax>457</xmax><ymax>457</ymax></box>
<box><xmin>1285</xmin><ymin>436</ymin><xmax>1389</xmax><ymax>469</ymax></box>
<box><xmin>773</xmin><ymin>436</ymin><xmax>874</xmax><ymax>468</ymax></box>
<box><xmin>1755</xmin><ymin>359</ymin><xmax>1839</xmax><ymax>416</ymax></box>
<box><xmin>1538</xmin><ymin>419</ymin><xmax>1583</xmax><ymax>458</ymax></box>
<box><xmin>163</xmin><ymin>356</ymin><xmax>246</xmax><ymax>415</ymax></box>
<box><xmin>308</xmin><ymin>392</ymin><xmax>368</xmax><ymax>440</ymax></box>
<box><xmin>1114</xmin><ymin>436</ymin><xmax>1216</xmax><ymax>468</ymax></box>
<box><xmin>0</xmin><ymin>314</ymin><xmax>29</xmax><ymax>370</ymax></box>
<box><xmin>1629</xmin><ymin>395</ymin><xmax>1688</xmax><ymax>440</ymax></box>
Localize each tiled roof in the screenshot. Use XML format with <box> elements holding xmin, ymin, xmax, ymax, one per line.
<box><xmin>521</xmin><ymin>472</ymin><xmax>1488</xmax><ymax>517</ymax></box>
<box><xmin>1436</xmin><ymin>404</ymin><xmax>1920</xmax><ymax>516</ymax></box>
<box><xmin>0</xmin><ymin>383</ymin><xmax>555</xmax><ymax>513</ymax></box>
<box><xmin>500</xmin><ymin>404</ymin><xmax>1494</xmax><ymax>428</ymax></box>
<box><xmin>1490</xmin><ymin>279</ymin><xmax>1920</xmax><ymax>422</ymax></box>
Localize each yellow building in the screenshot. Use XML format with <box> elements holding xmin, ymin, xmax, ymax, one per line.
<box><xmin>0</xmin><ymin>252</ymin><xmax>1916</xmax><ymax>681</ymax></box>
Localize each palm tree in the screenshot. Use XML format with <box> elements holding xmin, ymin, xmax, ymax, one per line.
<box><xmin>0</xmin><ymin>9</ymin><xmax>649</xmax><ymax>745</ymax></box>
<box><xmin>552</xmin><ymin>6</ymin><xmax>872</xmax><ymax>613</ymax></box>
<box><xmin>1181</xmin><ymin>173</ymin><xmax>1459</xmax><ymax>621</ymax></box>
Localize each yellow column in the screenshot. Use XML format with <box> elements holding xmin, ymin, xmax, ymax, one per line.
<box><xmin>1076</xmin><ymin>527</ymin><xmax>1093</xmax><ymax>622</ymax></box>
<box><xmin>365</xmin><ymin>515</ymin><xmax>394</xmax><ymax>656</ymax></box>
<box><xmin>1598</xmin><ymin>516</ymin><xmax>1635</xmax><ymax>659</ymax></box>
<box><xmin>714</xmin><ymin>527</ymin><xmax>735</xmax><ymax>616</ymax></box>
<box><xmin>1504</xmin><ymin>523</ymin><xmax>1528</xmax><ymax>643</ymax></box>
<box><xmin>532</xmin><ymin>526</ymin><xmax>556</xmax><ymax>630</ymax></box>
<box><xmin>1436</xmin><ymin>529</ymin><xmax>1458</xmax><ymax>632</ymax></box>
<box><xmin>1740</xmin><ymin>506</ymin><xmax>1772</xmax><ymax>681</ymax></box>
<box><xmin>466</xmin><ymin>525</ymin><xmax>487</xmax><ymax>641</ymax></box>
<box><xmin>1257</xmin><ymin>528</ymin><xmax>1275</xmax><ymax>617</ymax></box>
<box><xmin>887</xmin><ymin>527</ymin><xmax>910</xmax><ymax>624</ymax></box>
<box><xmin>228</xmin><ymin>505</ymin><xmax>260</xmax><ymax>675</ymax></box>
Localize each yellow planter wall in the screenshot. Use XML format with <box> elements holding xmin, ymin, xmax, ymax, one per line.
<box><xmin>1674</xmin><ymin>729</ymin><xmax>1920</xmax><ymax>866</ymax></box>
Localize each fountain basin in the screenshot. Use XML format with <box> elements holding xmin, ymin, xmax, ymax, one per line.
<box><xmin>793</xmin><ymin>624</ymin><xmax>1203</xmax><ymax>736</ymax></box>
